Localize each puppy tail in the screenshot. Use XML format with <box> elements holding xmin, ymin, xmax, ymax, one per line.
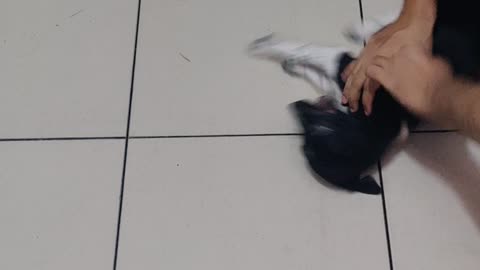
<box><xmin>345</xmin><ymin>176</ymin><xmax>382</xmax><ymax>195</ymax></box>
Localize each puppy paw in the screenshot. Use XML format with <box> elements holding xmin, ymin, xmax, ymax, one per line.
<box><xmin>247</xmin><ymin>33</ymin><xmax>276</xmax><ymax>56</ymax></box>
<box><xmin>281</xmin><ymin>58</ymin><xmax>304</xmax><ymax>77</ymax></box>
<box><xmin>344</xmin><ymin>22</ymin><xmax>366</xmax><ymax>44</ymax></box>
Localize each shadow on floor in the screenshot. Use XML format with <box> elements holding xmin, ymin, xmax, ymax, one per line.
<box><xmin>387</xmin><ymin>133</ymin><xmax>480</xmax><ymax>232</ymax></box>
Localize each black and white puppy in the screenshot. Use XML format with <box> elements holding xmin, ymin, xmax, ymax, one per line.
<box><xmin>248</xmin><ymin>14</ymin><xmax>480</xmax><ymax>195</ymax></box>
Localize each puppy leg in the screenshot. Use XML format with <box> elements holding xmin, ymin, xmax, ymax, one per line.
<box><xmin>248</xmin><ymin>34</ymin><xmax>350</xmax><ymax>77</ymax></box>
<box><xmin>282</xmin><ymin>47</ymin><xmax>351</xmax><ymax>79</ymax></box>
<box><xmin>281</xmin><ymin>59</ymin><xmax>338</xmax><ymax>95</ymax></box>
<box><xmin>282</xmin><ymin>60</ymin><xmax>332</xmax><ymax>92</ymax></box>
<box><xmin>248</xmin><ymin>34</ymin><xmax>312</xmax><ymax>62</ymax></box>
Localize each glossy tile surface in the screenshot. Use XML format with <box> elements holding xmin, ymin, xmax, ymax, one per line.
<box><xmin>117</xmin><ymin>137</ymin><xmax>388</xmax><ymax>270</ymax></box>
<box><xmin>1</xmin><ymin>0</ymin><xmax>137</xmax><ymax>137</ymax></box>
<box><xmin>0</xmin><ymin>140</ymin><xmax>123</xmax><ymax>270</ymax></box>
<box><xmin>131</xmin><ymin>0</ymin><xmax>361</xmax><ymax>136</ymax></box>
<box><xmin>382</xmin><ymin>133</ymin><xmax>480</xmax><ymax>270</ymax></box>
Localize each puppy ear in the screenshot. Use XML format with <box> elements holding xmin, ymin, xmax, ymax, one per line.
<box><xmin>346</xmin><ymin>176</ymin><xmax>382</xmax><ymax>195</ymax></box>
<box><xmin>290</xmin><ymin>100</ymin><xmax>337</xmax><ymax>134</ymax></box>
<box><xmin>290</xmin><ymin>100</ymin><xmax>316</xmax><ymax>131</ymax></box>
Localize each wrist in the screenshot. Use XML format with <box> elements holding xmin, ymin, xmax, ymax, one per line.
<box><xmin>429</xmin><ymin>84</ymin><xmax>452</xmax><ymax>125</ymax></box>
<box><xmin>426</xmin><ymin>67</ymin><xmax>457</xmax><ymax>125</ymax></box>
<box><xmin>433</xmin><ymin>80</ymin><xmax>480</xmax><ymax>143</ymax></box>
<box><xmin>397</xmin><ymin>0</ymin><xmax>436</xmax><ymax>33</ymax></box>
<box><xmin>454</xmin><ymin>82</ymin><xmax>480</xmax><ymax>131</ymax></box>
<box><xmin>431</xmin><ymin>79</ymin><xmax>475</xmax><ymax>129</ymax></box>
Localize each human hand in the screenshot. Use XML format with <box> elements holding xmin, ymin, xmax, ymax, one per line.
<box><xmin>366</xmin><ymin>45</ymin><xmax>455</xmax><ymax>122</ymax></box>
<box><xmin>342</xmin><ymin>18</ymin><xmax>433</xmax><ymax>115</ymax></box>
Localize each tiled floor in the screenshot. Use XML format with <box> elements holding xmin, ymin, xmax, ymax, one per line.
<box><xmin>2</xmin><ymin>0</ymin><xmax>480</xmax><ymax>269</ymax></box>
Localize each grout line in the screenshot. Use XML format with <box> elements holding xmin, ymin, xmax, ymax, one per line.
<box><xmin>411</xmin><ymin>129</ymin><xmax>458</xmax><ymax>134</ymax></box>
<box><xmin>358</xmin><ymin>0</ymin><xmax>366</xmax><ymax>46</ymax></box>
<box><xmin>0</xmin><ymin>128</ymin><xmax>459</xmax><ymax>143</ymax></box>
<box><xmin>357</xmin><ymin>0</ymin><xmax>365</xmax><ymax>21</ymax></box>
<box><xmin>0</xmin><ymin>136</ymin><xmax>124</xmax><ymax>142</ymax></box>
<box><xmin>378</xmin><ymin>161</ymin><xmax>394</xmax><ymax>270</ymax></box>
<box><xmin>113</xmin><ymin>1</ymin><xmax>142</xmax><ymax>269</ymax></box>
<box><xmin>357</xmin><ymin>1</ymin><xmax>393</xmax><ymax>269</ymax></box>
<box><xmin>0</xmin><ymin>129</ymin><xmax>457</xmax><ymax>143</ymax></box>
<box><xmin>130</xmin><ymin>133</ymin><xmax>302</xmax><ymax>139</ymax></box>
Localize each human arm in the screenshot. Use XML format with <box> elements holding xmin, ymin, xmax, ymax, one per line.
<box><xmin>342</xmin><ymin>0</ymin><xmax>437</xmax><ymax>115</ymax></box>
<box><xmin>446</xmin><ymin>83</ymin><xmax>480</xmax><ymax>143</ymax></box>
<box><xmin>367</xmin><ymin>45</ymin><xmax>480</xmax><ymax>143</ymax></box>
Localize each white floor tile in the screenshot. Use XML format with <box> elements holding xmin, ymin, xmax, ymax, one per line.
<box><xmin>382</xmin><ymin>133</ymin><xmax>480</xmax><ymax>270</ymax></box>
<box><xmin>1</xmin><ymin>0</ymin><xmax>138</xmax><ymax>137</ymax></box>
<box><xmin>117</xmin><ymin>137</ymin><xmax>388</xmax><ymax>270</ymax></box>
<box><xmin>0</xmin><ymin>140</ymin><xmax>123</xmax><ymax>270</ymax></box>
<box><xmin>361</xmin><ymin>0</ymin><xmax>403</xmax><ymax>19</ymax></box>
<box><xmin>131</xmin><ymin>0</ymin><xmax>361</xmax><ymax>136</ymax></box>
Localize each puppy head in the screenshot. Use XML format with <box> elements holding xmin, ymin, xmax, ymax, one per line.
<box><xmin>292</xmin><ymin>98</ymin><xmax>373</xmax><ymax>157</ymax></box>
<box><xmin>291</xmin><ymin>99</ymin><xmax>382</xmax><ymax>194</ymax></box>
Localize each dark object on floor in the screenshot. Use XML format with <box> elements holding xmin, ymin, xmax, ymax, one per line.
<box><xmin>291</xmin><ymin>54</ymin><xmax>410</xmax><ymax>195</ymax></box>
<box><xmin>292</xmin><ymin>21</ymin><xmax>480</xmax><ymax>195</ymax></box>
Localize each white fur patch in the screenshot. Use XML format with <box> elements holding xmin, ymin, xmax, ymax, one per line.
<box><xmin>248</xmin><ymin>34</ymin><xmax>347</xmax><ymax>78</ymax></box>
<box><xmin>394</xmin><ymin>121</ymin><xmax>410</xmax><ymax>145</ymax></box>
<box><xmin>248</xmin><ymin>34</ymin><xmax>348</xmax><ymax>109</ymax></box>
